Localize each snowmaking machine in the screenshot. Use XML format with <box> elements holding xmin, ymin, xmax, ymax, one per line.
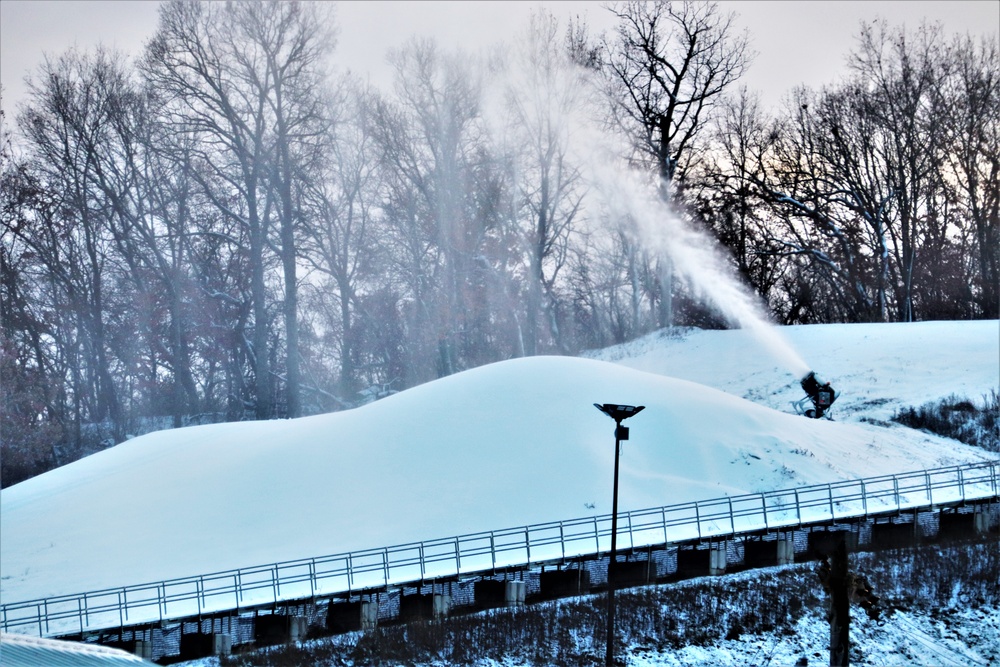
<box><xmin>792</xmin><ymin>371</ymin><xmax>838</xmax><ymax>419</ymax></box>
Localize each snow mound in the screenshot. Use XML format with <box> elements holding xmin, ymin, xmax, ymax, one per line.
<box><xmin>2</xmin><ymin>323</ymin><xmax>998</xmax><ymax>605</ymax></box>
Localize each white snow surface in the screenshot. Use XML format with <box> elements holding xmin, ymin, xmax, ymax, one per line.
<box><xmin>2</xmin><ymin>321</ymin><xmax>998</xmax><ymax>606</ymax></box>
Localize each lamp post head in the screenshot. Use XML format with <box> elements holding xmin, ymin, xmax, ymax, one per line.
<box><xmin>594</xmin><ymin>404</ymin><xmax>645</xmax><ymax>441</ymax></box>
<box><xmin>594</xmin><ymin>403</ymin><xmax>645</xmax><ymax>424</ymax></box>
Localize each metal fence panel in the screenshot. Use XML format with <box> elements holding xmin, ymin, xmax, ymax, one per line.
<box><xmin>3</xmin><ymin>460</ymin><xmax>996</xmax><ymax>637</ymax></box>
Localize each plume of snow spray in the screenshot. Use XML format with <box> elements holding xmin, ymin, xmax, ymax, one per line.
<box><xmin>481</xmin><ymin>27</ymin><xmax>810</xmax><ymax>379</ymax></box>
<box><xmin>582</xmin><ymin>153</ymin><xmax>812</xmax><ymax>379</ymax></box>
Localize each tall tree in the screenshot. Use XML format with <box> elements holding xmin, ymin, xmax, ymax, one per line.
<box><xmin>234</xmin><ymin>0</ymin><xmax>335</xmax><ymax>417</ymax></box>
<box><xmin>300</xmin><ymin>78</ymin><xmax>381</xmax><ymax>400</ymax></box>
<box><xmin>142</xmin><ymin>0</ymin><xmax>333</xmax><ymax>418</ymax></box>
<box><xmin>938</xmin><ymin>33</ymin><xmax>1000</xmax><ymax>318</ymax></box>
<box><xmin>372</xmin><ymin>39</ymin><xmax>486</xmax><ymax>382</ymax></box>
<box><xmin>502</xmin><ymin>9</ymin><xmax>586</xmax><ymax>355</ymax></box>
<box><xmin>16</xmin><ymin>48</ymin><xmax>137</xmax><ymax>442</ymax></box>
<box><xmin>603</xmin><ymin>0</ymin><xmax>751</xmax><ymax>328</ymax></box>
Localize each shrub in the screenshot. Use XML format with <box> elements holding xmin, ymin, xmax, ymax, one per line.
<box><xmin>892</xmin><ymin>390</ymin><xmax>1000</xmax><ymax>452</ymax></box>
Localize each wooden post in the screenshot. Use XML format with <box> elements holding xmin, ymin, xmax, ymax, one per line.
<box><xmin>829</xmin><ymin>538</ymin><xmax>850</xmax><ymax>666</ymax></box>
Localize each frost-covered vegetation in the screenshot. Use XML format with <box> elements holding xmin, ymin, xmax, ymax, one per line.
<box><xmin>893</xmin><ymin>391</ymin><xmax>1000</xmax><ymax>453</ymax></box>
<box><xmin>211</xmin><ymin>538</ymin><xmax>1000</xmax><ymax>666</ymax></box>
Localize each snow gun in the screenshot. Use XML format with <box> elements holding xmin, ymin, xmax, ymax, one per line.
<box><xmin>793</xmin><ymin>371</ymin><xmax>838</xmax><ymax>419</ymax></box>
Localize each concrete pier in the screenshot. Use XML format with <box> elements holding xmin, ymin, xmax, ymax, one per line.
<box><xmin>505</xmin><ymin>580</ymin><xmax>526</xmax><ymax>606</ymax></box>
<box><xmin>778</xmin><ymin>537</ymin><xmax>795</xmax><ymax>565</ymax></box>
<box><xmin>709</xmin><ymin>546</ymin><xmax>727</xmax><ymax>576</ymax></box>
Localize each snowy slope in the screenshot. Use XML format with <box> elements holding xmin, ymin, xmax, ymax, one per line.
<box><xmin>588</xmin><ymin>320</ymin><xmax>999</xmax><ymax>422</ymax></box>
<box><xmin>2</xmin><ymin>321</ymin><xmax>998</xmax><ymax>607</ymax></box>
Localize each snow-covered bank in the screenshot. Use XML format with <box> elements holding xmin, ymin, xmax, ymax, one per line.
<box><xmin>588</xmin><ymin>320</ymin><xmax>999</xmax><ymax>422</ymax></box>
<box><xmin>2</xmin><ymin>321</ymin><xmax>997</xmax><ymax>608</ymax></box>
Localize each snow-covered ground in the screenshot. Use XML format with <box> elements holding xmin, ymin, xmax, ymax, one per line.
<box><xmin>2</xmin><ymin>320</ymin><xmax>997</xmax><ymax>611</ymax></box>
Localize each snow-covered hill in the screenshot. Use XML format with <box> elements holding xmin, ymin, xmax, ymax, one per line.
<box><xmin>2</xmin><ymin>321</ymin><xmax>997</xmax><ymax>608</ymax></box>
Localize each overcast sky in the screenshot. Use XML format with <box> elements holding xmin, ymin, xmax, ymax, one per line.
<box><xmin>2</xmin><ymin>1</ymin><xmax>998</xmax><ymax>117</ymax></box>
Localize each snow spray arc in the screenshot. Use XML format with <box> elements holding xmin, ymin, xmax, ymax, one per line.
<box><xmin>572</xmin><ymin>126</ymin><xmax>811</xmax><ymax>379</ymax></box>
<box><xmin>479</xmin><ymin>22</ymin><xmax>810</xmax><ymax>380</ymax></box>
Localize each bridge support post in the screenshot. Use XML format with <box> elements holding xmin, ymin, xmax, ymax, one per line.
<box><xmin>432</xmin><ymin>593</ymin><xmax>451</xmax><ymax>619</ymax></box>
<box><xmin>777</xmin><ymin>536</ymin><xmax>794</xmax><ymax>565</ymax></box>
<box><xmin>135</xmin><ymin>640</ymin><xmax>153</xmax><ymax>660</ymax></box>
<box><xmin>974</xmin><ymin>508</ymin><xmax>993</xmax><ymax>535</ymax></box>
<box><xmin>505</xmin><ymin>580</ymin><xmax>526</xmax><ymax>607</ymax></box>
<box><xmin>709</xmin><ymin>544</ymin><xmax>727</xmax><ymax>576</ymax></box>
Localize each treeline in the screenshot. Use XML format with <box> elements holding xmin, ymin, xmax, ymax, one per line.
<box><xmin>1</xmin><ymin>1</ymin><xmax>997</xmax><ymax>486</ymax></box>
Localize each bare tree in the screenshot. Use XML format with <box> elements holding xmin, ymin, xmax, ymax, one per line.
<box><xmin>938</xmin><ymin>33</ymin><xmax>1000</xmax><ymax>318</ymax></box>
<box><xmin>234</xmin><ymin>0</ymin><xmax>335</xmax><ymax>417</ymax></box>
<box><xmin>603</xmin><ymin>0</ymin><xmax>751</xmax><ymax>327</ymax></box>
<box><xmin>300</xmin><ymin>78</ymin><xmax>380</xmax><ymax>400</ymax></box>
<box><xmin>502</xmin><ymin>9</ymin><xmax>586</xmax><ymax>355</ymax></box>
<box><xmin>371</xmin><ymin>38</ymin><xmax>486</xmax><ymax>382</ymax></box>
<box><xmin>15</xmin><ymin>48</ymin><xmax>138</xmax><ymax>443</ymax></box>
<box><xmin>850</xmin><ymin>20</ymin><xmax>948</xmax><ymax>322</ymax></box>
<box><xmin>142</xmin><ymin>1</ymin><xmax>333</xmax><ymax>418</ymax></box>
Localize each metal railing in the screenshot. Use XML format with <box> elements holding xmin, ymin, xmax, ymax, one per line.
<box><xmin>2</xmin><ymin>460</ymin><xmax>997</xmax><ymax>637</ymax></box>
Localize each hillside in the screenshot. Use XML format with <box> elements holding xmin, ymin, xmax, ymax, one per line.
<box><xmin>2</xmin><ymin>320</ymin><xmax>998</xmax><ymax>609</ymax></box>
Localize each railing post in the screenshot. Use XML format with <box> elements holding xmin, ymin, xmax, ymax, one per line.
<box><xmin>627</xmin><ymin>512</ymin><xmax>634</xmax><ymax>549</ymax></box>
<box><xmin>958</xmin><ymin>467</ymin><xmax>965</xmax><ymax>503</ymax></box>
<box><xmin>695</xmin><ymin>503</ymin><xmax>702</xmax><ymax>540</ymax></box>
<box><xmin>559</xmin><ymin>522</ymin><xmax>566</xmax><ymax>560</ymax></box>
<box><xmin>118</xmin><ymin>591</ymin><xmax>124</xmax><ymax>630</ymax></box>
<box><xmin>309</xmin><ymin>559</ymin><xmax>316</xmax><ymax>598</ymax></box>
<box><xmin>419</xmin><ymin>542</ymin><xmax>426</xmax><ymax>581</ymax></box>
<box><xmin>271</xmin><ymin>567</ymin><xmax>278</xmax><ymax>604</ymax></box>
<box><xmin>761</xmin><ymin>495</ymin><xmax>768</xmax><ymax>531</ymax></box>
<box><xmin>123</xmin><ymin>588</ymin><xmax>129</xmax><ymax>622</ymax></box>
<box><xmin>828</xmin><ymin>484</ymin><xmax>835</xmax><ymax>520</ymax></box>
<box><xmin>348</xmin><ymin>553</ymin><xmax>355</xmax><ymax>593</ymax></box>
<box><xmin>594</xmin><ymin>518</ymin><xmax>600</xmax><ymax>553</ymax></box>
<box><xmin>662</xmin><ymin>507</ymin><xmax>668</xmax><ymax>544</ymax></box>
<box><xmin>861</xmin><ymin>480</ymin><xmax>868</xmax><ymax>517</ymax></box>
<box><xmin>382</xmin><ymin>548</ymin><xmax>390</xmax><ymax>587</ymax></box>
<box><xmin>893</xmin><ymin>476</ymin><xmax>900</xmax><ymax>511</ymax></box>
<box><xmin>233</xmin><ymin>575</ymin><xmax>239</xmax><ymax>613</ymax></box>
<box><xmin>925</xmin><ymin>471</ymin><xmax>933</xmax><ymax>506</ymax></box>
<box><xmin>84</xmin><ymin>591</ymin><xmax>90</xmax><ymax>630</ymax></box>
<box><xmin>794</xmin><ymin>489</ymin><xmax>801</xmax><ymax>527</ymax></box>
<box><xmin>78</xmin><ymin>597</ymin><xmax>84</xmax><ymax>635</ymax></box>
<box><xmin>199</xmin><ymin>577</ymin><xmax>205</xmax><ymax>615</ymax></box>
<box><xmin>489</xmin><ymin>532</ymin><xmax>496</xmax><ymax>571</ymax></box>
<box><xmin>40</xmin><ymin>601</ymin><xmax>46</xmax><ymax>636</ymax></box>
<box><xmin>525</xmin><ymin>527</ymin><xmax>531</xmax><ymax>563</ymax></box>
<box><xmin>455</xmin><ymin>537</ymin><xmax>462</xmax><ymax>575</ymax></box>
<box><xmin>237</xmin><ymin>570</ymin><xmax>243</xmax><ymax>605</ymax></box>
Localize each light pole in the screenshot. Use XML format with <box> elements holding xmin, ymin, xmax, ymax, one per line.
<box><xmin>593</xmin><ymin>403</ymin><xmax>645</xmax><ymax>667</ymax></box>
